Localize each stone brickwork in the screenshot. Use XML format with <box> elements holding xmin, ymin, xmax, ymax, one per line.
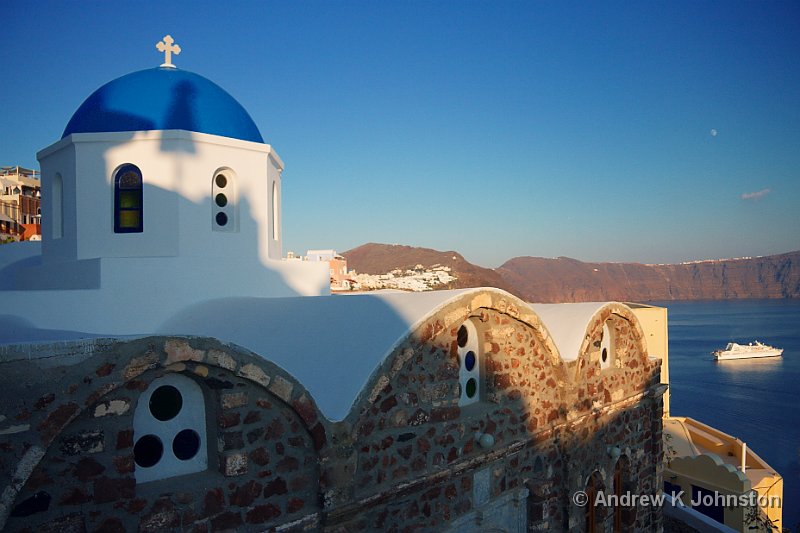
<box><xmin>0</xmin><ymin>290</ymin><xmax>665</xmax><ymax>532</ymax></box>
<box><xmin>0</xmin><ymin>338</ymin><xmax>326</xmax><ymax>532</ymax></box>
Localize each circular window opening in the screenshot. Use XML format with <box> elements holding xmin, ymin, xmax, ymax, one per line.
<box><xmin>215</xmin><ymin>212</ymin><xmax>228</xmax><ymax>226</ymax></box>
<box><xmin>464</xmin><ymin>351</ymin><xmax>476</xmax><ymax>371</ymax></box>
<box><xmin>601</xmin><ymin>348</ymin><xmax>608</xmax><ymax>363</ymax></box>
<box><xmin>215</xmin><ymin>174</ymin><xmax>227</xmax><ymax>188</ymax></box>
<box><xmin>457</xmin><ymin>325</ymin><xmax>468</xmax><ymax>348</ymax></box>
<box><xmin>173</xmin><ymin>429</ymin><xmax>201</xmax><ymax>461</ymax></box>
<box><xmin>465</xmin><ymin>378</ymin><xmax>477</xmax><ymax>398</ymax></box>
<box><xmin>215</xmin><ymin>193</ymin><xmax>228</xmax><ymax>207</ymax></box>
<box><xmin>149</xmin><ymin>385</ymin><xmax>183</xmax><ymax>421</ymax></box>
<box><xmin>134</xmin><ymin>434</ymin><xmax>163</xmax><ymax>468</ymax></box>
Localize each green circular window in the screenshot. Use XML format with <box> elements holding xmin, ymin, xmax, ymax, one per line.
<box><xmin>465</xmin><ymin>378</ymin><xmax>477</xmax><ymax>398</ymax></box>
<box><xmin>215</xmin><ymin>193</ymin><xmax>228</xmax><ymax>207</ymax></box>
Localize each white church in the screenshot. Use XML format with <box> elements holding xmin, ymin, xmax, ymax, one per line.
<box><xmin>0</xmin><ymin>37</ymin><xmax>677</xmax><ymax>533</ymax></box>
<box><xmin>0</xmin><ymin>36</ymin><xmax>330</xmax><ymax>339</ymax></box>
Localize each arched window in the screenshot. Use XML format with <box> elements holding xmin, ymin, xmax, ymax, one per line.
<box><xmin>600</xmin><ymin>321</ymin><xmax>616</xmax><ymax>370</ymax></box>
<box><xmin>272</xmin><ymin>181</ymin><xmax>279</xmax><ymax>240</ymax></box>
<box><xmin>585</xmin><ymin>472</ymin><xmax>605</xmax><ymax>533</ymax></box>
<box><xmin>457</xmin><ymin>319</ymin><xmax>481</xmax><ymax>406</ymax></box>
<box><xmin>114</xmin><ymin>164</ymin><xmax>143</xmax><ymax>233</ymax></box>
<box><xmin>212</xmin><ymin>169</ymin><xmax>237</xmax><ymax>232</ymax></box>
<box><xmin>613</xmin><ymin>457</ymin><xmax>634</xmax><ymax>532</ymax></box>
<box><xmin>133</xmin><ymin>373</ymin><xmax>207</xmax><ymax>483</ymax></box>
<box><xmin>52</xmin><ymin>173</ymin><xmax>63</xmax><ymax>239</ymax></box>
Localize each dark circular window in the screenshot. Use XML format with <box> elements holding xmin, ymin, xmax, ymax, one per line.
<box><xmin>215</xmin><ymin>193</ymin><xmax>228</xmax><ymax>207</ymax></box>
<box><xmin>464</xmin><ymin>351</ymin><xmax>476</xmax><ymax>371</ymax></box>
<box><xmin>215</xmin><ymin>174</ymin><xmax>227</xmax><ymax>188</ymax></box>
<box><xmin>149</xmin><ymin>385</ymin><xmax>183</xmax><ymax>421</ymax></box>
<box><xmin>173</xmin><ymin>429</ymin><xmax>201</xmax><ymax>461</ymax></box>
<box><xmin>134</xmin><ymin>434</ymin><xmax>163</xmax><ymax>468</ymax></box>
<box><xmin>457</xmin><ymin>325</ymin><xmax>468</xmax><ymax>348</ymax></box>
<box><xmin>601</xmin><ymin>348</ymin><xmax>608</xmax><ymax>363</ymax></box>
<box><xmin>465</xmin><ymin>378</ymin><xmax>477</xmax><ymax>398</ymax></box>
<box><xmin>215</xmin><ymin>212</ymin><xmax>228</xmax><ymax>226</ymax></box>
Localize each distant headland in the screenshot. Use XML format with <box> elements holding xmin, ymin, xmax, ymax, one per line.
<box><xmin>343</xmin><ymin>244</ymin><xmax>800</xmax><ymax>303</ymax></box>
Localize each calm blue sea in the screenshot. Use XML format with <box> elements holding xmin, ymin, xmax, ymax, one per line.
<box><xmin>655</xmin><ymin>299</ymin><xmax>800</xmax><ymax>531</ymax></box>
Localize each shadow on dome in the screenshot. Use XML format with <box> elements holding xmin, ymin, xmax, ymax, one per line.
<box><xmin>62</xmin><ymin>90</ymin><xmax>155</xmax><ymax>138</ymax></box>
<box><xmin>161</xmin><ymin>80</ymin><xmax>198</xmax><ymax>154</ymax></box>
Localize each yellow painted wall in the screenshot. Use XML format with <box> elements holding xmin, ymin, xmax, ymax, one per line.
<box><xmin>629</xmin><ymin>304</ymin><xmax>669</xmax><ymax>415</ymax></box>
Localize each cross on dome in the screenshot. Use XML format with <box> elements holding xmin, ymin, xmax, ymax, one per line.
<box><xmin>156</xmin><ymin>35</ymin><xmax>181</xmax><ymax>68</ymax></box>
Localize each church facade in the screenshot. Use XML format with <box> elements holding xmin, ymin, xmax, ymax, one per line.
<box><xmin>0</xmin><ymin>38</ymin><xmax>665</xmax><ymax>532</ymax></box>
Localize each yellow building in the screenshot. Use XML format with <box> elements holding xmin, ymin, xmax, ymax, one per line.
<box><xmin>630</xmin><ymin>303</ymin><xmax>783</xmax><ymax>532</ymax></box>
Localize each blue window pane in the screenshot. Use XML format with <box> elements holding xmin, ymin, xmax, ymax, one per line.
<box><xmin>464</xmin><ymin>351</ymin><xmax>476</xmax><ymax>371</ymax></box>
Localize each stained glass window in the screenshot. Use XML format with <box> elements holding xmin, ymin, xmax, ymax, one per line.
<box><xmin>114</xmin><ymin>164</ymin><xmax>143</xmax><ymax>233</ymax></box>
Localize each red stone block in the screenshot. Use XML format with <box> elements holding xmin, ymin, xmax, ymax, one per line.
<box><xmin>287</xmin><ymin>497</ymin><xmax>305</xmax><ymax>513</ymax></box>
<box><xmin>211</xmin><ymin>511</ymin><xmax>243</xmax><ymax>531</ymax></box>
<box><xmin>60</xmin><ymin>487</ymin><xmax>92</xmax><ymax>505</ymax></box>
<box><xmin>38</xmin><ymin>402</ymin><xmax>79</xmax><ymax>443</ymax></box>
<box><xmin>229</xmin><ymin>480</ymin><xmax>262</xmax><ymax>507</ymax></box>
<box><xmin>95</xmin><ymin>363</ymin><xmax>115</xmax><ymax>377</ymax></box>
<box><xmin>245</xmin><ymin>504</ymin><xmax>280</xmax><ymax>524</ymax></box>
<box><xmin>92</xmin><ymin>476</ymin><xmax>134</xmax><ymax>504</ymax></box>
<box><xmin>201</xmin><ymin>488</ymin><xmax>224</xmax><ymax>517</ymax></box>
<box><xmin>116</xmin><ymin>429</ymin><xmax>133</xmax><ymax>450</ymax></box>
<box><xmin>217</xmin><ymin>411</ymin><xmax>240</xmax><ymax>429</ymax></box>
<box><xmin>73</xmin><ymin>457</ymin><xmax>105</xmax><ymax>482</ymax></box>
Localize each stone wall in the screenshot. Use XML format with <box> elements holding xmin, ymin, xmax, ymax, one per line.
<box><xmin>0</xmin><ymin>290</ymin><xmax>665</xmax><ymax>532</ymax></box>
<box><xmin>0</xmin><ymin>338</ymin><xmax>328</xmax><ymax>532</ymax></box>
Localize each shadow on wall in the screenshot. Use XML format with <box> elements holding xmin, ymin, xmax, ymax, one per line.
<box><xmin>0</xmin><ymin>290</ymin><xmax>667</xmax><ymax>532</ymax></box>
<box><xmin>0</xmin><ymin>181</ymin><xmax>316</xmax><ymax>339</ymax></box>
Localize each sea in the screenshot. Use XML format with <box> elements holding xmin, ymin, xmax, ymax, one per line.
<box><xmin>655</xmin><ymin>299</ymin><xmax>800</xmax><ymax>531</ymax></box>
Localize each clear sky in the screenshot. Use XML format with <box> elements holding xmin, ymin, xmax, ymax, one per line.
<box><xmin>2</xmin><ymin>0</ymin><xmax>798</xmax><ymax>267</ymax></box>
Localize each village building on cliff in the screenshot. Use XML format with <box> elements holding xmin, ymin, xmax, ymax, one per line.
<box><xmin>0</xmin><ymin>37</ymin><xmax>780</xmax><ymax>533</ymax></box>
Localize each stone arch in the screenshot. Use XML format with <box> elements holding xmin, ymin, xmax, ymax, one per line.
<box><xmin>350</xmin><ymin>289</ymin><xmax>565</xmax><ymax>424</ymax></box>
<box><xmin>571</xmin><ymin>304</ymin><xmax>653</xmax><ymax>411</ymax></box>
<box><xmin>343</xmin><ymin>288</ymin><xmax>569</xmax><ymax>526</ymax></box>
<box><xmin>577</xmin><ymin>304</ymin><xmax>648</xmax><ymax>372</ymax></box>
<box><xmin>584</xmin><ymin>470</ymin><xmax>606</xmax><ymax>533</ymax></box>
<box><xmin>612</xmin><ymin>454</ymin><xmax>636</xmax><ymax>532</ymax></box>
<box><xmin>1</xmin><ymin>336</ymin><xmax>330</xmax><ymax>532</ymax></box>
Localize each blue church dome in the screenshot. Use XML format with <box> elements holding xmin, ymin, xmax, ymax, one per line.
<box><xmin>62</xmin><ymin>68</ymin><xmax>264</xmax><ymax>143</ymax></box>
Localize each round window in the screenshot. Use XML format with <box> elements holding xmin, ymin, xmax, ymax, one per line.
<box><xmin>601</xmin><ymin>348</ymin><xmax>608</xmax><ymax>363</ymax></box>
<box><xmin>215</xmin><ymin>193</ymin><xmax>228</xmax><ymax>207</ymax></box>
<box><xmin>215</xmin><ymin>212</ymin><xmax>228</xmax><ymax>226</ymax></box>
<box><xmin>149</xmin><ymin>385</ymin><xmax>183</xmax><ymax>421</ymax></box>
<box><xmin>457</xmin><ymin>325</ymin><xmax>468</xmax><ymax>348</ymax></box>
<box><xmin>464</xmin><ymin>351</ymin><xmax>476</xmax><ymax>371</ymax></box>
<box><xmin>215</xmin><ymin>174</ymin><xmax>227</xmax><ymax>188</ymax></box>
<box><xmin>173</xmin><ymin>429</ymin><xmax>201</xmax><ymax>461</ymax></box>
<box><xmin>134</xmin><ymin>434</ymin><xmax>163</xmax><ymax>468</ymax></box>
<box><xmin>465</xmin><ymin>378</ymin><xmax>477</xmax><ymax>398</ymax></box>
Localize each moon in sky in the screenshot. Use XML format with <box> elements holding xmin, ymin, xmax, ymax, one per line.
<box><xmin>710</xmin><ymin>129</ymin><xmax>718</xmax><ymax>137</ymax></box>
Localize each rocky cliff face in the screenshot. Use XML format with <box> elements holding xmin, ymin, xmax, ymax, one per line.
<box><xmin>343</xmin><ymin>243</ymin><xmax>800</xmax><ymax>303</ymax></box>
<box><xmin>341</xmin><ymin>243</ymin><xmax>517</xmax><ymax>293</ymax></box>
<box><xmin>497</xmin><ymin>251</ymin><xmax>800</xmax><ymax>302</ymax></box>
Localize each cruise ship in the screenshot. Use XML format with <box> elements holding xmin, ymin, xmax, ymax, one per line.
<box><xmin>713</xmin><ymin>341</ymin><xmax>783</xmax><ymax>361</ymax></box>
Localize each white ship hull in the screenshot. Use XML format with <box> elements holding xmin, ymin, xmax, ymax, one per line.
<box><xmin>713</xmin><ymin>341</ymin><xmax>783</xmax><ymax>361</ymax></box>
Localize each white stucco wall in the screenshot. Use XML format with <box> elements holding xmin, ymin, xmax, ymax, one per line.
<box><xmin>0</xmin><ymin>128</ymin><xmax>329</xmax><ymax>336</ymax></box>
<box><xmin>37</xmin><ymin>130</ymin><xmax>284</xmax><ymax>264</ymax></box>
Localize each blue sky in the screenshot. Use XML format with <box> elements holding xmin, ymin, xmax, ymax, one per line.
<box><xmin>2</xmin><ymin>0</ymin><xmax>798</xmax><ymax>267</ymax></box>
